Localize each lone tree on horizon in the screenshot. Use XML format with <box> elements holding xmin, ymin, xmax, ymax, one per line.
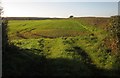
<box><xmin>69</xmin><ymin>15</ymin><xmax>74</xmax><ymax>18</ymax></box>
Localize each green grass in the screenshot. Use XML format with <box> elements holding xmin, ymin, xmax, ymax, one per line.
<box><xmin>8</xmin><ymin>19</ymin><xmax>95</xmax><ymax>40</ymax></box>
<box><xmin>10</xmin><ymin>36</ymin><xmax>115</xmax><ymax>69</ymax></box>
<box><xmin>8</xmin><ymin>19</ymin><xmax>108</xmax><ymax>40</ymax></box>
<box><xmin>4</xmin><ymin>18</ymin><xmax>120</xmax><ymax>77</ymax></box>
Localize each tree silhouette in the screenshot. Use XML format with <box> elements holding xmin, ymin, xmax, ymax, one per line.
<box><xmin>0</xmin><ymin>3</ymin><xmax>9</xmax><ymax>54</ymax></box>
<box><xmin>69</xmin><ymin>15</ymin><xmax>74</xmax><ymax>18</ymax></box>
<box><xmin>0</xmin><ymin>3</ymin><xmax>3</xmax><ymax>17</ymax></box>
<box><xmin>0</xmin><ymin>2</ymin><xmax>3</xmax><ymax>77</ymax></box>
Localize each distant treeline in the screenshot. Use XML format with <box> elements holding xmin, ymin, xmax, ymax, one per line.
<box><xmin>2</xmin><ymin>17</ymin><xmax>111</xmax><ymax>20</ymax></box>
<box><xmin>2</xmin><ymin>17</ymin><xmax>64</xmax><ymax>20</ymax></box>
<box><xmin>75</xmin><ymin>16</ymin><xmax>110</xmax><ymax>19</ymax></box>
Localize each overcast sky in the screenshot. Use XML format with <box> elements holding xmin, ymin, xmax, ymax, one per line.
<box><xmin>1</xmin><ymin>0</ymin><xmax>119</xmax><ymax>17</ymax></box>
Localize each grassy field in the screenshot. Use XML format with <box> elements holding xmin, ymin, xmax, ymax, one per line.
<box><xmin>8</xmin><ymin>18</ymin><xmax>108</xmax><ymax>40</ymax></box>
<box><xmin>3</xmin><ymin>18</ymin><xmax>120</xmax><ymax>77</ymax></box>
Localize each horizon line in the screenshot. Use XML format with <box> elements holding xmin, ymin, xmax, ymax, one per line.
<box><xmin>2</xmin><ymin>15</ymin><xmax>118</xmax><ymax>18</ymax></box>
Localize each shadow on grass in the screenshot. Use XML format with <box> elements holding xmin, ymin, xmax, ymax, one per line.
<box><xmin>2</xmin><ymin>44</ymin><xmax>120</xmax><ymax>77</ymax></box>
<box><xmin>43</xmin><ymin>58</ymin><xmax>95</xmax><ymax>77</ymax></box>
<box><xmin>2</xmin><ymin>44</ymin><xmax>46</xmax><ymax>77</ymax></box>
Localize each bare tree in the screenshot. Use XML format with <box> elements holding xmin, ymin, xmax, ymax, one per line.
<box><xmin>0</xmin><ymin>2</ymin><xmax>3</xmax><ymax>18</ymax></box>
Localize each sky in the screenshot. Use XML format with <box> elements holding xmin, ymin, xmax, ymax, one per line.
<box><xmin>1</xmin><ymin>0</ymin><xmax>119</xmax><ymax>18</ymax></box>
<box><xmin>118</xmin><ymin>2</ymin><xmax>120</xmax><ymax>15</ymax></box>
